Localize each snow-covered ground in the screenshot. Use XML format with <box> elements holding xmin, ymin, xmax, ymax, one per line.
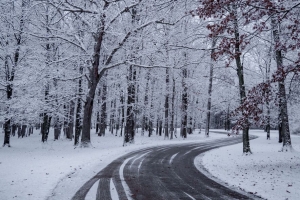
<box><xmin>0</xmin><ymin>128</ymin><xmax>223</xmax><ymax>200</ymax></box>
<box><xmin>1</xmin><ymin>129</ymin><xmax>299</xmax><ymax>200</ymax></box>
<box><xmin>197</xmin><ymin>130</ymin><xmax>300</xmax><ymax>200</ymax></box>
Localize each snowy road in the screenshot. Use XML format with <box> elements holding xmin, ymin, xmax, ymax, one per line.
<box><xmin>72</xmin><ymin>136</ymin><xmax>258</xmax><ymax>200</ymax></box>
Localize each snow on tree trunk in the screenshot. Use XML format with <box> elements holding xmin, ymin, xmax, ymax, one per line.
<box><xmin>170</xmin><ymin>76</ymin><xmax>175</xmax><ymax>140</ymax></box>
<box><xmin>63</xmin><ymin>104</ymin><xmax>69</xmax><ymax>138</ymax></box>
<box><xmin>99</xmin><ymin>74</ymin><xmax>107</xmax><ymax>137</ymax></box>
<box><xmin>141</xmin><ymin>71</ymin><xmax>149</xmax><ymax>136</ymax></box>
<box><xmin>233</xmin><ymin>4</ymin><xmax>251</xmax><ymax>154</ymax></box>
<box><xmin>54</xmin><ymin>117</ymin><xmax>61</xmax><ymax>141</ymax></box>
<box><xmin>3</xmin><ymin>0</ymin><xmax>27</xmax><ymax>147</ymax></box>
<box><xmin>164</xmin><ymin>68</ymin><xmax>170</xmax><ymax>139</ymax></box>
<box><xmin>41</xmin><ymin>113</ymin><xmax>51</xmax><ymax>143</ymax></box>
<box><xmin>124</xmin><ymin>65</ymin><xmax>136</xmax><ymax>145</ymax></box>
<box><xmin>3</xmin><ymin>119</ymin><xmax>11</xmax><ymax>147</ymax></box>
<box><xmin>67</xmin><ymin>100</ymin><xmax>75</xmax><ymax>140</ymax></box>
<box><xmin>205</xmin><ymin>38</ymin><xmax>216</xmax><ymax>137</ymax></box>
<box><xmin>148</xmin><ymin>81</ymin><xmax>155</xmax><ymax>137</ymax></box>
<box><xmin>265</xmin><ymin>46</ymin><xmax>272</xmax><ymax>140</ymax></box>
<box><xmin>74</xmin><ymin>67</ymin><xmax>83</xmax><ymax>146</ymax></box>
<box><xmin>159</xmin><ymin>120</ymin><xmax>163</xmax><ymax>136</ymax></box>
<box><xmin>80</xmin><ymin>2</ymin><xmax>107</xmax><ymax>146</ymax></box>
<box><xmin>41</xmin><ymin>81</ymin><xmax>51</xmax><ymax>143</ymax></box>
<box><xmin>81</xmin><ymin>80</ymin><xmax>98</xmax><ymax>147</ymax></box>
<box><xmin>181</xmin><ymin>68</ymin><xmax>188</xmax><ymax>139</ymax></box>
<box><xmin>271</xmin><ymin>14</ymin><xmax>292</xmax><ymax>151</ymax></box>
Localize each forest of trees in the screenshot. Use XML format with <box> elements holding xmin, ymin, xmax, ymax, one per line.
<box><xmin>1</xmin><ymin>0</ymin><xmax>299</xmax><ymax>153</ymax></box>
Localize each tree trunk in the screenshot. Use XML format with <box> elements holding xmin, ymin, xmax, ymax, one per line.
<box><xmin>66</xmin><ymin>100</ymin><xmax>75</xmax><ymax>140</ymax></box>
<box><xmin>81</xmin><ymin>84</ymin><xmax>97</xmax><ymax>146</ymax></box>
<box><xmin>188</xmin><ymin>117</ymin><xmax>193</xmax><ymax>134</ymax></box>
<box><xmin>3</xmin><ymin>79</ymin><xmax>12</xmax><ymax>146</ymax></box>
<box><xmin>271</xmin><ymin>14</ymin><xmax>292</xmax><ymax>151</ymax></box>
<box><xmin>143</xmin><ymin>112</ymin><xmax>149</xmax><ymax>133</ymax></box>
<box><xmin>142</xmin><ymin>73</ymin><xmax>150</xmax><ymax>136</ymax></box>
<box><xmin>115</xmin><ymin>122</ymin><xmax>119</xmax><ymax>136</ymax></box>
<box><xmin>41</xmin><ymin>113</ymin><xmax>51</xmax><ymax>143</ymax></box>
<box><xmin>181</xmin><ymin>68</ymin><xmax>188</xmax><ymax>139</ymax></box>
<box><xmin>205</xmin><ymin>38</ymin><xmax>216</xmax><ymax>137</ymax></box>
<box><xmin>124</xmin><ymin>65</ymin><xmax>136</xmax><ymax>144</ymax></box>
<box><xmin>29</xmin><ymin>125</ymin><xmax>33</xmax><ymax>135</ymax></box>
<box><xmin>21</xmin><ymin>125</ymin><xmax>26</xmax><ymax>138</ymax></box>
<box><xmin>54</xmin><ymin>128</ymin><xmax>61</xmax><ymax>140</ymax></box>
<box><xmin>278</xmin><ymin>119</ymin><xmax>283</xmax><ymax>143</ymax></box>
<box><xmin>266</xmin><ymin>121</ymin><xmax>270</xmax><ymax>140</ymax></box>
<box><xmin>96</xmin><ymin>111</ymin><xmax>100</xmax><ymax>134</ymax></box>
<box><xmin>74</xmin><ymin>66</ymin><xmax>83</xmax><ymax>146</ymax></box>
<box><xmin>109</xmin><ymin>111</ymin><xmax>114</xmax><ymax>134</ymax></box>
<box><xmin>156</xmin><ymin>119</ymin><xmax>159</xmax><ymax>135</ymax></box>
<box><xmin>164</xmin><ymin>68</ymin><xmax>169</xmax><ymax>139</ymax></box>
<box><xmin>17</xmin><ymin>125</ymin><xmax>22</xmax><ymax>138</ymax></box>
<box><xmin>41</xmin><ymin>0</ymin><xmax>52</xmax><ymax>143</ymax></box>
<box><xmin>120</xmin><ymin>93</ymin><xmax>125</xmax><ymax>137</ymax></box>
<box><xmin>95</xmin><ymin>88</ymin><xmax>101</xmax><ymax>134</ymax></box>
<box><xmin>266</xmin><ymin>47</ymin><xmax>271</xmax><ymax>140</ymax></box>
<box><xmin>225</xmin><ymin>105</ymin><xmax>231</xmax><ymax>131</ymax></box>
<box><xmin>233</xmin><ymin>4</ymin><xmax>251</xmax><ymax>154</ymax></box>
<box><xmin>148</xmin><ymin>81</ymin><xmax>155</xmax><ymax>137</ymax></box>
<box><xmin>3</xmin><ymin>0</ymin><xmax>26</xmax><ymax>147</ymax></box>
<box><xmin>174</xmin><ymin>103</ymin><xmax>178</xmax><ymax>137</ymax></box>
<box><xmin>12</xmin><ymin>124</ymin><xmax>17</xmax><ymax>137</ymax></box>
<box><xmin>3</xmin><ymin>119</ymin><xmax>11</xmax><ymax>147</ymax></box>
<box><xmin>63</xmin><ymin>104</ymin><xmax>69</xmax><ymax>137</ymax></box>
<box><xmin>54</xmin><ymin>118</ymin><xmax>61</xmax><ymax>141</ymax></box>
<box><xmin>159</xmin><ymin>120</ymin><xmax>163</xmax><ymax>136</ymax></box>
<box><xmin>41</xmin><ymin>83</ymin><xmax>50</xmax><ymax>143</ymax></box>
<box><xmin>148</xmin><ymin>121</ymin><xmax>153</xmax><ymax>137</ymax></box>
<box><xmin>170</xmin><ymin>77</ymin><xmax>175</xmax><ymax>139</ymax></box>
<box><xmin>99</xmin><ymin>75</ymin><xmax>107</xmax><ymax>136</ymax></box>
<box><xmin>80</xmin><ymin>2</ymin><xmax>108</xmax><ymax>147</ymax></box>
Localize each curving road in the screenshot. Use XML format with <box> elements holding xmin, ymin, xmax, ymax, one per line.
<box><xmin>72</xmin><ymin>135</ymin><xmax>258</xmax><ymax>200</ymax></box>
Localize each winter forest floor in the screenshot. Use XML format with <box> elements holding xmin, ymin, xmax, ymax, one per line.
<box><xmin>198</xmin><ymin>130</ymin><xmax>300</xmax><ymax>200</ymax></box>
<box><xmin>0</xmin><ymin>129</ymin><xmax>299</xmax><ymax>200</ymax></box>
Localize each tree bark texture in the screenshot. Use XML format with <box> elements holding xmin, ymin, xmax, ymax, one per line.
<box><xmin>170</xmin><ymin>77</ymin><xmax>175</xmax><ymax>139</ymax></box>
<box><xmin>54</xmin><ymin>128</ymin><xmax>61</xmax><ymax>140</ymax></box>
<box><xmin>158</xmin><ymin>120</ymin><xmax>163</xmax><ymax>136</ymax></box>
<box><xmin>164</xmin><ymin>68</ymin><xmax>170</xmax><ymax>139</ymax></box>
<box><xmin>3</xmin><ymin>0</ymin><xmax>26</xmax><ymax>147</ymax></box>
<box><xmin>205</xmin><ymin>38</ymin><xmax>216</xmax><ymax>137</ymax></box>
<box><xmin>41</xmin><ymin>83</ymin><xmax>51</xmax><ymax>143</ymax></box>
<box><xmin>80</xmin><ymin>2</ymin><xmax>108</xmax><ymax>146</ymax></box>
<box><xmin>41</xmin><ymin>113</ymin><xmax>51</xmax><ymax>143</ymax></box>
<box><xmin>81</xmin><ymin>85</ymin><xmax>97</xmax><ymax>146</ymax></box>
<box><xmin>181</xmin><ymin>68</ymin><xmax>188</xmax><ymax>139</ymax></box>
<box><xmin>124</xmin><ymin>65</ymin><xmax>136</xmax><ymax>144</ymax></box>
<box><xmin>271</xmin><ymin>14</ymin><xmax>292</xmax><ymax>151</ymax></box>
<box><xmin>74</xmin><ymin>67</ymin><xmax>83</xmax><ymax>146</ymax></box>
<box><xmin>233</xmin><ymin>4</ymin><xmax>251</xmax><ymax>154</ymax></box>
<box><xmin>99</xmin><ymin>76</ymin><xmax>107</xmax><ymax>136</ymax></box>
<box><xmin>63</xmin><ymin>104</ymin><xmax>69</xmax><ymax>137</ymax></box>
<box><xmin>66</xmin><ymin>100</ymin><xmax>75</xmax><ymax>140</ymax></box>
<box><xmin>142</xmin><ymin>71</ymin><xmax>150</xmax><ymax>136</ymax></box>
<box><xmin>266</xmin><ymin>47</ymin><xmax>271</xmax><ymax>140</ymax></box>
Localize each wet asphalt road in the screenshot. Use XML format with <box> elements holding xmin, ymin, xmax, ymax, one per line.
<box><xmin>72</xmin><ymin>134</ymin><xmax>258</xmax><ymax>200</ymax></box>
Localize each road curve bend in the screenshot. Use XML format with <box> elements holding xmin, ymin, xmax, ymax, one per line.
<box><xmin>72</xmin><ymin>135</ymin><xmax>259</xmax><ymax>200</ymax></box>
